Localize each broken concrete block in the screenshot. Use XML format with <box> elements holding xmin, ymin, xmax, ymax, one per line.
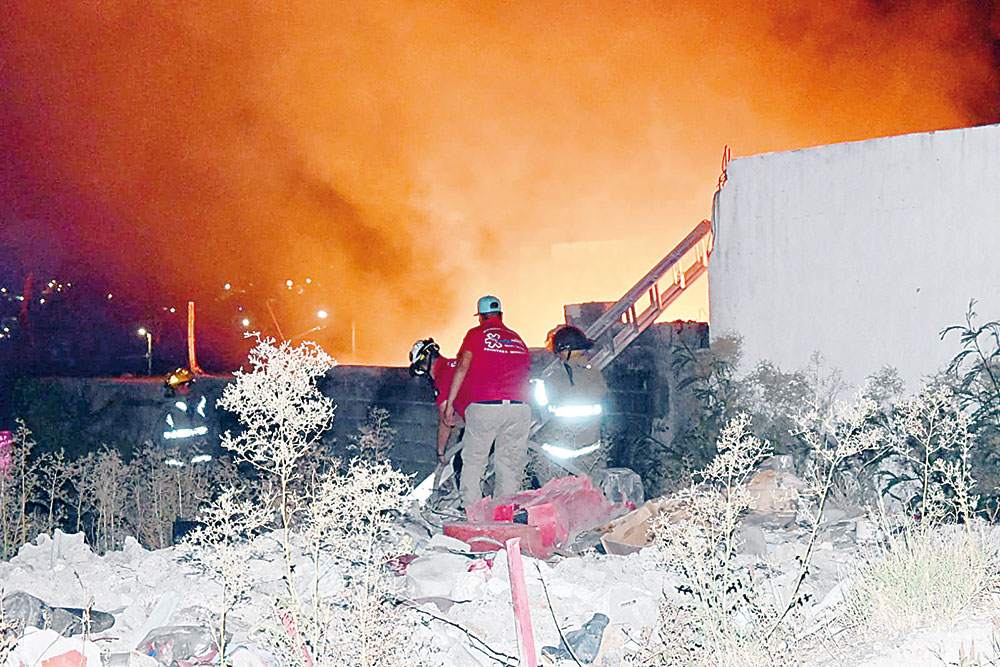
<box><xmin>597</xmin><ymin>496</ymin><xmax>692</xmax><ymax>554</ymax></box>
<box><xmin>745</xmin><ymin>469</ymin><xmax>806</xmax><ymax>514</ymax></box>
<box><xmin>591</xmin><ymin>467</ymin><xmax>644</xmax><ymax>508</ymax></box>
<box><xmin>6</xmin><ymin>628</ymin><xmax>103</xmax><ymax>667</ymax></box>
<box><xmin>405</xmin><ymin>552</ymin><xmax>478</xmax><ymax>599</ymax></box>
<box><xmin>2</xmin><ymin>591</ymin><xmax>115</xmax><ymax>636</ymax></box>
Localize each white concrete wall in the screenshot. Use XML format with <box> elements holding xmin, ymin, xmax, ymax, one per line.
<box><xmin>709</xmin><ymin>123</ymin><xmax>1000</xmax><ymax>392</ymax></box>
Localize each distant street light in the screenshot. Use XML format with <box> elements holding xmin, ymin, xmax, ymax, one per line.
<box><xmin>317</xmin><ymin>310</ymin><xmax>328</xmax><ymax>319</ymax></box>
<box><xmin>137</xmin><ymin>327</ymin><xmax>153</xmax><ymax>376</ymax></box>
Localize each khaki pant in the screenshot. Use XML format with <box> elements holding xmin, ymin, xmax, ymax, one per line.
<box><xmin>460</xmin><ymin>402</ymin><xmax>531</xmax><ymax>508</ymax></box>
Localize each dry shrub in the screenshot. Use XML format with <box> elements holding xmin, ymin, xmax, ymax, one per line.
<box><xmin>295</xmin><ymin>458</ymin><xmax>413</xmax><ymax>666</ymax></box>
<box><xmin>181</xmin><ymin>487</ymin><xmax>273</xmax><ymax>665</ymax></box>
<box><xmin>636</xmin><ymin>413</ymin><xmax>780</xmax><ymax>666</ymax></box>
<box><xmin>350</xmin><ymin>407</ymin><xmax>396</xmax><ymax>462</ymax></box>
<box><xmin>634</xmin><ymin>389</ymin><xmax>886</xmax><ymax>666</ymax></box>
<box><xmin>206</xmin><ymin>333</ymin><xmax>423</xmax><ymax>666</ymax></box>
<box><xmin>0</xmin><ymin>599</ymin><xmax>21</xmax><ymax>665</ymax></box>
<box><xmin>843</xmin><ymin>386</ymin><xmax>1000</xmax><ymax>637</ymax></box>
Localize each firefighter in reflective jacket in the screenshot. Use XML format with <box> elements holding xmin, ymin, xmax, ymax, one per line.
<box><xmin>531</xmin><ymin>325</ymin><xmax>609</xmax><ymax>482</ymax></box>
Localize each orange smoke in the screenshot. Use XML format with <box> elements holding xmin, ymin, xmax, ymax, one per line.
<box><xmin>1</xmin><ymin>1</ymin><xmax>997</xmax><ymax>365</ymax></box>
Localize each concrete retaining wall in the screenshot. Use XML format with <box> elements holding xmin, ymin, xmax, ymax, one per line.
<box><xmin>10</xmin><ymin>321</ymin><xmax>709</xmax><ymax>487</ymax></box>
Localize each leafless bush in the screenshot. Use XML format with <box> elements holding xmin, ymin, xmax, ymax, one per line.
<box><xmin>207</xmin><ymin>334</ymin><xmax>424</xmax><ymax>665</ymax></box>
<box><xmin>35</xmin><ymin>448</ymin><xmax>71</xmax><ymax>536</ymax></box>
<box><xmin>842</xmin><ymin>385</ymin><xmax>1000</xmax><ymax>637</ymax></box>
<box><xmin>217</xmin><ymin>333</ymin><xmax>337</xmax><ymax>636</ymax></box>
<box><xmin>0</xmin><ymin>592</ymin><xmax>21</xmax><ymax>665</ymax></box>
<box><xmin>635</xmin><ymin>414</ymin><xmax>779</xmax><ymax>665</ymax></box>
<box><xmin>0</xmin><ymin>421</ymin><xmax>40</xmax><ymax>559</ymax></box>
<box><xmin>633</xmin><ymin>388</ymin><xmax>886</xmax><ymax>666</ymax></box>
<box><xmin>350</xmin><ymin>407</ymin><xmax>396</xmax><ymax>462</ymax></box>
<box><xmin>308</xmin><ymin>458</ymin><xmax>411</xmax><ymax>665</ymax></box>
<box><xmin>181</xmin><ymin>487</ymin><xmax>273</xmax><ymax>665</ymax></box>
<box><xmin>881</xmin><ymin>386</ymin><xmax>979</xmax><ymax>524</ymax></box>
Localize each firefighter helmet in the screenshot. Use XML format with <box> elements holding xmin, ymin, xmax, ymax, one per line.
<box><xmin>408</xmin><ymin>338</ymin><xmax>440</xmax><ymax>377</ymax></box>
<box><xmin>547</xmin><ymin>325</ymin><xmax>594</xmax><ymax>354</ymax></box>
<box><xmin>164</xmin><ymin>367</ymin><xmax>195</xmax><ymax>396</ymax></box>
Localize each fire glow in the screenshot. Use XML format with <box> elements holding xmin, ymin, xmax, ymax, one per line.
<box><xmin>2</xmin><ymin>2</ymin><xmax>997</xmax><ymax>365</ymax></box>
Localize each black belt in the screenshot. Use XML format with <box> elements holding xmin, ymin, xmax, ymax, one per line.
<box><xmin>474</xmin><ymin>399</ymin><xmax>525</xmax><ymax>405</ymax></box>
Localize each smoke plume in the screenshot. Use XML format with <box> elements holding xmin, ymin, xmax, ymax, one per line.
<box><xmin>2</xmin><ymin>0</ymin><xmax>997</xmax><ymax>364</ymax></box>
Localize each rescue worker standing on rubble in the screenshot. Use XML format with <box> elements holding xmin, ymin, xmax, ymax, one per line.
<box><xmin>408</xmin><ymin>338</ymin><xmax>466</xmax><ymax>465</ymax></box>
<box><xmin>532</xmin><ymin>325</ymin><xmax>609</xmax><ymax>483</ymax></box>
<box><xmin>444</xmin><ymin>295</ymin><xmax>531</xmax><ymax>508</ymax></box>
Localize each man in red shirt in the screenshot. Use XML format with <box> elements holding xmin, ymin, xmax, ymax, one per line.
<box><xmin>444</xmin><ymin>295</ymin><xmax>531</xmax><ymax>508</ymax></box>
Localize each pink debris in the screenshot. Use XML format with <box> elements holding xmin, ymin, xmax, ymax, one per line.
<box><xmin>445</xmin><ymin>475</ymin><xmax>621</xmax><ymax>559</ymax></box>
<box><xmin>0</xmin><ymin>431</ymin><xmax>12</xmax><ymax>481</ymax></box>
<box><xmin>467</xmin><ymin>558</ymin><xmax>493</xmax><ymax>573</ymax></box>
<box><xmin>492</xmin><ymin>503</ymin><xmax>516</xmax><ymax>522</ymax></box>
<box><xmin>444</xmin><ymin>521</ymin><xmax>553</xmax><ymax>559</ymax></box>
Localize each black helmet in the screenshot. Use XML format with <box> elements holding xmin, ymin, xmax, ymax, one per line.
<box><xmin>547</xmin><ymin>325</ymin><xmax>593</xmax><ymax>354</ymax></box>
<box><xmin>408</xmin><ymin>338</ymin><xmax>440</xmax><ymax>377</ymax></box>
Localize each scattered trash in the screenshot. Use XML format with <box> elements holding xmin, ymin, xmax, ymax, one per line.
<box><xmin>541</xmin><ymin>613</ymin><xmax>609</xmax><ymax>664</ymax></box>
<box><xmin>387</xmin><ymin>553</ymin><xmax>419</xmax><ymax>575</ymax></box>
<box><xmin>6</xmin><ymin>627</ymin><xmax>103</xmax><ymax>667</ymax></box>
<box><xmin>590</xmin><ymin>468</ymin><xmax>644</xmax><ymax>509</ymax></box>
<box><xmin>105</xmin><ymin>651</ymin><xmax>161</xmax><ymax>667</ymax></box>
<box><xmin>126</xmin><ymin>592</ymin><xmax>180</xmax><ymax>652</ymax></box>
<box><xmin>137</xmin><ymin>625</ymin><xmax>220</xmax><ymax>666</ymax></box>
<box><xmin>2</xmin><ymin>591</ymin><xmax>115</xmax><ymax>636</ymax></box>
<box><xmin>406</xmin><ymin>551</ymin><xmax>488</xmax><ymax>599</ymax></box>
<box><xmin>598</xmin><ymin>497</ymin><xmax>678</xmax><ymax>555</ymax></box>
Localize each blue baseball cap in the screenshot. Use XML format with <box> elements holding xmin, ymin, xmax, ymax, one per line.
<box><xmin>476</xmin><ymin>295</ymin><xmax>502</xmax><ymax>316</ymax></box>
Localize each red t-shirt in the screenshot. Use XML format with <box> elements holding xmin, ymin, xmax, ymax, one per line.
<box><xmin>432</xmin><ymin>356</ymin><xmax>469</xmax><ymax>419</ymax></box>
<box><xmin>457</xmin><ymin>320</ymin><xmax>531</xmax><ymax>403</ymax></box>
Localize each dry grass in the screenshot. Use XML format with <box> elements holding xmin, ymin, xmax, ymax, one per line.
<box><xmin>844</xmin><ymin>521</ymin><xmax>1000</xmax><ymax>635</ymax></box>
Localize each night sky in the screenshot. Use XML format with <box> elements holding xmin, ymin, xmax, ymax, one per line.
<box><xmin>2</xmin><ymin>1</ymin><xmax>998</xmax><ymax>367</ymax></box>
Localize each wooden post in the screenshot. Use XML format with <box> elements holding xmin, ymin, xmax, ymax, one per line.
<box><xmin>506</xmin><ymin>538</ymin><xmax>537</xmax><ymax>667</ymax></box>
<box><xmin>187</xmin><ymin>301</ymin><xmax>204</xmax><ymax>374</ymax></box>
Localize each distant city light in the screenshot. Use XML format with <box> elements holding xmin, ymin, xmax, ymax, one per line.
<box><xmin>169</xmin><ymin>307</ymin><xmax>176</xmax><ymax>313</ymax></box>
<box><xmin>137</xmin><ymin>327</ymin><xmax>148</xmax><ymax>337</ymax></box>
<box><xmin>305</xmin><ymin>278</ymin><xmax>312</xmax><ymax>284</ymax></box>
<box><xmin>224</xmin><ymin>283</ymin><xmax>231</xmax><ymax>290</ymax></box>
<box><xmin>241</xmin><ymin>318</ymin><xmax>250</xmax><ymax>327</ymax></box>
<box><xmin>285</xmin><ymin>279</ymin><xmax>294</xmax><ymax>288</ymax></box>
<box><xmin>317</xmin><ymin>310</ymin><xmax>328</xmax><ymax>319</ymax></box>
<box><xmin>39</xmin><ymin>298</ymin><xmax>45</xmax><ymax>304</ymax></box>
<box><xmin>237</xmin><ymin>306</ymin><xmax>244</xmax><ymax>311</ymax></box>
<box><xmin>0</xmin><ymin>287</ymin><xmax>6</xmax><ymax>294</ymax></box>
<box><xmin>107</xmin><ymin>293</ymin><xmax>113</xmax><ymax>300</ymax></box>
